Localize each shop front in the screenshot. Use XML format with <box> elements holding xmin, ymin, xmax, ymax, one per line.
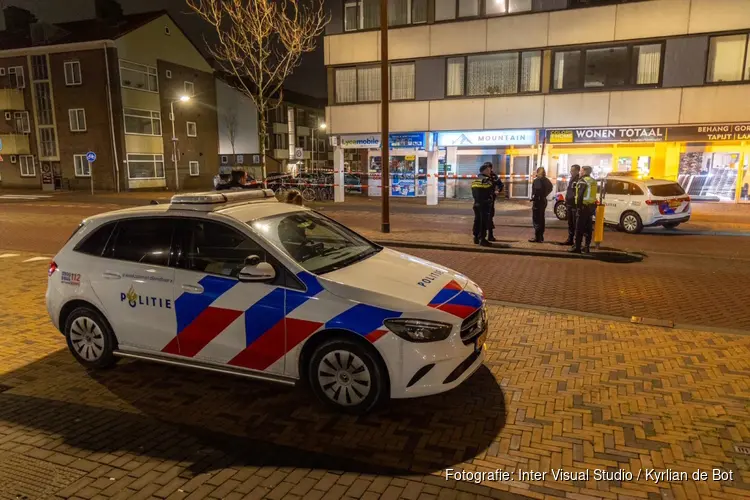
<box><xmin>436</xmin><ymin>129</ymin><xmax>539</xmax><ymax>199</ymax></box>
<box><xmin>544</xmin><ymin>124</ymin><xmax>750</xmax><ymax>202</ymax></box>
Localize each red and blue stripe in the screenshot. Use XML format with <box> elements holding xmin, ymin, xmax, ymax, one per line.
<box><xmin>428</xmin><ymin>279</ymin><xmax>482</xmax><ymax>319</ymax></box>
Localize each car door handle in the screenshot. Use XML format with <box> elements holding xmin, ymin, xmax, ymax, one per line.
<box><xmin>181</xmin><ymin>284</ymin><xmax>204</xmax><ymax>294</ymax></box>
<box><xmin>102</xmin><ymin>271</ymin><xmax>122</xmax><ymax>279</ymax></box>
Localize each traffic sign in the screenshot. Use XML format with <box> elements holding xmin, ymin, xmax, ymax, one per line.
<box><xmin>294</xmin><ymin>147</ymin><xmax>303</xmax><ymax>160</ymax></box>
<box><xmin>86</xmin><ymin>151</ymin><xmax>96</xmax><ymax>162</ymax></box>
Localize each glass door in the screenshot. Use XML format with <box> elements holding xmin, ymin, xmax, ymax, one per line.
<box><xmin>739</xmin><ymin>152</ymin><xmax>750</xmax><ymax>203</ymax></box>
<box><xmin>510</xmin><ymin>155</ymin><xmax>532</xmax><ymax>199</ymax></box>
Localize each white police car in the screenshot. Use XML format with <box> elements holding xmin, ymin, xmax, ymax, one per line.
<box><xmin>46</xmin><ymin>190</ymin><xmax>486</xmax><ymax>413</ymax></box>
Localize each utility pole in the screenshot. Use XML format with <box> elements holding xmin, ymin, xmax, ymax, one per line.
<box><xmin>380</xmin><ymin>0</ymin><xmax>390</xmax><ymax>233</ymax></box>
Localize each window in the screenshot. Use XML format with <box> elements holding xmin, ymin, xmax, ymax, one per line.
<box><xmin>630</xmin><ymin>183</ymin><xmax>644</xmax><ymax>196</ymax></box>
<box><xmin>390</xmin><ymin>62</ymin><xmax>415</xmax><ymax>100</ymax></box>
<box><xmin>605</xmin><ymin>179</ymin><xmax>630</xmax><ymax>196</ymax></box>
<box><xmin>221</xmin><ymin>155</ymin><xmax>228</xmax><ymax>164</ymax></box>
<box><xmin>184</xmin><ymin>81</ymin><xmax>195</xmax><ymax>96</ymax></box>
<box><xmin>274</xmin><ymin>133</ymin><xmax>285</xmax><ymax>149</ymax></box>
<box><xmin>707</xmin><ymin>33</ymin><xmax>750</xmax><ymax>83</ymax></box>
<box><xmin>459</xmin><ymin>0</ymin><xmax>479</xmax><ymax>17</ymax></box>
<box><xmin>165</xmin><ymin>26</ymin><xmax>171</xmax><ymax>35</ymax></box>
<box><xmin>119</xmin><ymin>60</ymin><xmax>158</xmax><ymax>92</ymax></box>
<box><xmin>105</xmin><ymin>218</ymin><xmax>176</xmax><ymax>267</ymax></box>
<box><xmin>447</xmin><ymin>51</ymin><xmax>541</xmax><ymax>97</ymax></box>
<box><xmin>334</xmin><ymin>63</ymin><xmax>415</xmax><ymax>103</ymax></box>
<box><xmin>8</xmin><ymin>66</ymin><xmax>25</xmax><ymax>88</ymax></box>
<box><xmin>64</xmin><ymin>61</ymin><xmax>82</xmax><ymax>85</ymax></box>
<box><xmin>186</xmin><ymin>121</ymin><xmax>197</xmax><ymax>137</ymax></box>
<box><xmin>74</xmin><ymin>222</ymin><xmax>116</xmax><ymax>256</ymax></box>
<box><xmin>124</xmin><ymin>108</ymin><xmax>162</xmax><ymax>136</ymax></box>
<box><xmin>486</xmin><ymin>0</ymin><xmax>532</xmax><ymax>15</ymax></box>
<box><xmin>73</xmin><ymin>154</ymin><xmax>91</xmax><ymax>177</ymax></box>
<box><xmin>68</xmin><ymin>108</ymin><xmax>86</xmax><ymax>132</ymax></box>
<box><xmin>435</xmin><ymin>0</ymin><xmax>456</xmax><ymax>20</ymax></box>
<box><xmin>166</xmin><ymin>70</ymin><xmax>172</xmax><ymax>79</ymax></box>
<box><xmin>345</xmin><ymin>0</ymin><xmax>425</xmax><ymax>30</ymax></box>
<box><xmin>39</xmin><ymin>128</ymin><xmax>57</xmax><ymax>157</ymax></box>
<box><xmin>553</xmin><ymin>43</ymin><xmax>662</xmax><ymax>90</ymax></box>
<box><xmin>175</xmin><ymin>219</ymin><xmax>266</xmax><ymax>278</ymax></box>
<box><xmin>127</xmin><ymin>153</ymin><xmax>165</xmax><ymax>179</ymax></box>
<box><xmin>19</xmin><ymin>155</ymin><xmax>34</xmax><ymax>177</ymax></box>
<box><xmin>388</xmin><ymin>0</ymin><xmax>427</xmax><ymax>25</ymax></box>
<box><xmin>648</xmin><ymin>183</ymin><xmax>685</xmax><ymax>197</ymax></box>
<box><xmin>344</xmin><ymin>1</ymin><xmax>360</xmax><ymax>31</ymax></box>
<box><xmin>189</xmin><ymin>160</ymin><xmax>199</xmax><ymax>176</ymax></box>
<box><xmin>298</xmin><ymin>135</ymin><xmax>307</xmax><ymax>150</ymax></box>
<box><xmin>34</xmin><ymin>82</ymin><xmax>53</xmax><ymax>125</ymax></box>
<box><xmin>14</xmin><ymin>111</ymin><xmax>30</xmax><ymax>134</ymax></box>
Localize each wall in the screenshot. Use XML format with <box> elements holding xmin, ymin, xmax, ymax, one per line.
<box><xmin>327</xmin><ymin>86</ymin><xmax>750</xmax><ymax>134</ymax></box>
<box><xmin>215</xmin><ymin>79</ymin><xmax>259</xmax><ymax>156</ymax></box>
<box><xmin>0</xmin><ymin>54</ymin><xmax>38</xmax><ymax>188</ymax></box>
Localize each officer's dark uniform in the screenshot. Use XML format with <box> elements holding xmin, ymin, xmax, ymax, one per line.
<box><xmin>572</xmin><ymin>173</ymin><xmax>597</xmax><ymax>253</ymax></box>
<box><xmin>488</xmin><ymin>170</ymin><xmax>503</xmax><ymax>241</ymax></box>
<box><xmin>530</xmin><ymin>174</ymin><xmax>553</xmax><ymax>242</ymax></box>
<box><xmin>472</xmin><ymin>170</ymin><xmax>494</xmax><ymax>245</ymax></box>
<box><xmin>564</xmin><ymin>172</ymin><xmax>580</xmax><ymax>245</ymax></box>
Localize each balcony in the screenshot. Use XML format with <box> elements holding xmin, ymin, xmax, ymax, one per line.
<box><xmin>0</xmin><ymin>89</ymin><xmax>25</xmax><ymax>110</ymax></box>
<box><xmin>272</xmin><ymin>122</ymin><xmax>287</xmax><ymax>134</ymax></box>
<box><xmin>297</xmin><ymin>125</ymin><xmax>311</xmax><ymax>136</ymax></box>
<box><xmin>0</xmin><ymin>134</ymin><xmax>30</xmax><ymax>155</ymax></box>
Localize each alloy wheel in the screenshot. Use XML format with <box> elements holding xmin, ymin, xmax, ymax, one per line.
<box><xmin>623</xmin><ymin>215</ymin><xmax>638</xmax><ymax>233</ymax></box>
<box><xmin>317</xmin><ymin>350</ymin><xmax>372</xmax><ymax>407</ymax></box>
<box><xmin>69</xmin><ymin>317</ymin><xmax>105</xmax><ymax>361</ymax></box>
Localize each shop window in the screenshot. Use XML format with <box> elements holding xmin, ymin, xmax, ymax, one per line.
<box><xmin>707</xmin><ymin>33</ymin><xmax>750</xmax><ymax>83</ymax></box>
<box><xmin>447</xmin><ymin>51</ymin><xmax>541</xmax><ymax>97</ymax></box>
<box><xmin>335</xmin><ymin>63</ymin><xmax>415</xmax><ymax>103</ymax></box>
<box><xmin>553</xmin><ymin>42</ymin><xmax>663</xmax><ymax>91</ymax></box>
<box><xmin>486</xmin><ymin>0</ymin><xmax>532</xmax><ymax>16</ymax></box>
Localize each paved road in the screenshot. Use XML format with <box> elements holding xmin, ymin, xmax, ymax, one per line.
<box><xmin>4</xmin><ymin>199</ymin><xmax>750</xmax><ymax>331</ymax></box>
<box><xmin>1</xmin><ymin>253</ymin><xmax>748</xmax><ymax>499</ymax></box>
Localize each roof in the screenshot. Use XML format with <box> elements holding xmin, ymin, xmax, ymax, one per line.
<box><xmin>0</xmin><ymin>10</ymin><xmax>167</xmax><ymax>51</ymax></box>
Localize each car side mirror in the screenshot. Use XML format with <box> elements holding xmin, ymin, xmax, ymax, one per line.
<box><xmin>239</xmin><ymin>261</ymin><xmax>276</xmax><ymax>282</ymax></box>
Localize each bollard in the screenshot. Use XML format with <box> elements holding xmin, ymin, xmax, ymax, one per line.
<box><xmin>594</xmin><ymin>204</ymin><xmax>605</xmax><ymax>249</ymax></box>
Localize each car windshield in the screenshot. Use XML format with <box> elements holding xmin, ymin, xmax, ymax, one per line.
<box><xmin>249</xmin><ymin>211</ymin><xmax>381</xmax><ymax>275</ymax></box>
<box><xmin>648</xmin><ymin>183</ymin><xmax>686</xmax><ymax>197</ymax></box>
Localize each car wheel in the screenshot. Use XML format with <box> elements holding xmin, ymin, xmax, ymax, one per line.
<box><xmin>554</xmin><ymin>201</ymin><xmax>567</xmax><ymax>221</ymax></box>
<box><xmin>308</xmin><ymin>338</ymin><xmax>388</xmax><ymax>414</ymax></box>
<box><xmin>64</xmin><ymin>306</ymin><xmax>117</xmax><ymax>369</ymax></box>
<box><xmin>620</xmin><ymin>211</ymin><xmax>643</xmax><ymax>234</ymax></box>
<box><xmin>663</xmin><ymin>222</ymin><xmax>680</xmax><ymax>229</ymax></box>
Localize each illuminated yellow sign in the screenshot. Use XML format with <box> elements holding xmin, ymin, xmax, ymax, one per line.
<box><xmin>549</xmin><ymin>131</ymin><xmax>574</xmax><ymax>144</ymax></box>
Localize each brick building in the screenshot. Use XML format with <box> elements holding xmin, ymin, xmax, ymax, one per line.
<box><xmin>0</xmin><ymin>9</ymin><xmax>218</xmax><ymax>192</ymax></box>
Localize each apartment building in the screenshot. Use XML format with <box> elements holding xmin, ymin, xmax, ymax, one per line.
<box><xmin>216</xmin><ymin>77</ymin><xmax>331</xmax><ymax>180</ymax></box>
<box><xmin>0</xmin><ymin>9</ymin><xmax>218</xmax><ymax>191</ymax></box>
<box><xmin>324</xmin><ymin>0</ymin><xmax>750</xmax><ymax>202</ymax></box>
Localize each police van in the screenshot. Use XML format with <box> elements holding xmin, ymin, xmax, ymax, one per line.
<box><xmin>46</xmin><ymin>190</ymin><xmax>487</xmax><ymax>413</ymax></box>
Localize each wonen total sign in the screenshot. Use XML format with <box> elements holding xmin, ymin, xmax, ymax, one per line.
<box><xmin>546</xmin><ymin>127</ymin><xmax>666</xmax><ymax>144</ymax></box>
<box><xmin>436</xmin><ymin>130</ymin><xmax>536</xmax><ymax>147</ymax></box>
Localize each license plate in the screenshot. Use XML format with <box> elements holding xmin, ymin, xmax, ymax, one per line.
<box><xmin>475</xmin><ymin>331</ymin><xmax>487</xmax><ymax>351</ymax></box>
<box><xmin>669</xmin><ymin>200</ymin><xmax>681</xmax><ymax>208</ymax></box>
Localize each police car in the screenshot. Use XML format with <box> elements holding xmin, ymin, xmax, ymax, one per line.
<box><xmin>46</xmin><ymin>190</ymin><xmax>486</xmax><ymax>413</ymax></box>
<box><xmin>552</xmin><ymin>172</ymin><xmax>691</xmax><ymax>234</ymax></box>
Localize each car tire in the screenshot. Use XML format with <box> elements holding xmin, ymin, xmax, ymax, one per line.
<box><xmin>64</xmin><ymin>306</ymin><xmax>118</xmax><ymax>370</ymax></box>
<box><xmin>663</xmin><ymin>222</ymin><xmax>680</xmax><ymax>229</ymax></box>
<box><xmin>307</xmin><ymin>338</ymin><xmax>389</xmax><ymax>414</ymax></box>
<box><xmin>620</xmin><ymin>211</ymin><xmax>643</xmax><ymax>234</ymax></box>
<box><xmin>554</xmin><ymin>201</ymin><xmax>567</xmax><ymax>221</ymax></box>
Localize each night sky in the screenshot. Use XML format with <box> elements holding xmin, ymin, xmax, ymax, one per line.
<box><xmin>4</xmin><ymin>0</ymin><xmax>327</xmax><ymax>98</ymax></box>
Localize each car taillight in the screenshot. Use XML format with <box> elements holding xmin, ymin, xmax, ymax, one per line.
<box><xmin>48</xmin><ymin>261</ymin><xmax>57</xmax><ymax>277</ymax></box>
<box><xmin>645</xmin><ymin>199</ymin><xmax>658</xmax><ymax>205</ymax></box>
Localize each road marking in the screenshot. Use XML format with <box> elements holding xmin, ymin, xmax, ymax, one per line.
<box><xmin>0</xmin><ymin>253</ymin><xmax>21</xmax><ymax>258</ymax></box>
<box><xmin>23</xmin><ymin>257</ymin><xmax>49</xmax><ymax>262</ymax></box>
<box><xmin>0</xmin><ymin>194</ymin><xmax>52</xmax><ymax>200</ymax></box>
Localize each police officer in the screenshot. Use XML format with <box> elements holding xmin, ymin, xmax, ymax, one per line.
<box><xmin>563</xmin><ymin>164</ymin><xmax>581</xmax><ymax>246</ymax></box>
<box><xmin>529</xmin><ymin>167</ymin><xmax>553</xmax><ymax>243</ymax></box>
<box><xmin>571</xmin><ymin>165</ymin><xmax>597</xmax><ymax>253</ymax></box>
<box><xmin>488</xmin><ymin>163</ymin><xmax>503</xmax><ymax>242</ymax></box>
<box><xmin>472</xmin><ymin>163</ymin><xmax>494</xmax><ymax>247</ymax></box>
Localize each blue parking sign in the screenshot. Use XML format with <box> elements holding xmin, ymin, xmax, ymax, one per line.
<box><xmin>86</xmin><ymin>151</ymin><xmax>96</xmax><ymax>162</ymax></box>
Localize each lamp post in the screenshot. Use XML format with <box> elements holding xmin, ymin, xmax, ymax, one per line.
<box><xmin>170</xmin><ymin>94</ymin><xmax>191</xmax><ymax>191</ymax></box>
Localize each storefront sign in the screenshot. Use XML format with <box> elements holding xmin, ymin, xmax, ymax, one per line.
<box><xmin>546</xmin><ymin>127</ymin><xmax>666</xmax><ymax>144</ymax></box>
<box><xmin>340</xmin><ymin>134</ymin><xmax>381</xmax><ymax>149</ymax></box>
<box><xmin>389</xmin><ymin>132</ymin><xmax>425</xmax><ymax>149</ymax></box>
<box><xmin>436</xmin><ymin>130</ymin><xmax>536</xmax><ymax>147</ymax></box>
<box><xmin>666</xmin><ymin>123</ymin><xmax>750</xmax><ymax>142</ymax></box>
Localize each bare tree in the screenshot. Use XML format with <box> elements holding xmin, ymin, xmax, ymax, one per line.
<box><xmin>186</xmin><ymin>0</ymin><xmax>328</xmax><ymax>184</ymax></box>
<box><xmin>222</xmin><ymin>109</ymin><xmax>238</xmax><ymax>157</ymax></box>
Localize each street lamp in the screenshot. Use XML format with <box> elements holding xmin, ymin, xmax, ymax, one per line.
<box><xmin>170</xmin><ymin>94</ymin><xmax>191</xmax><ymax>191</ymax></box>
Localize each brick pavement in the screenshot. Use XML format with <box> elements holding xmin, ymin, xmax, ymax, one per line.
<box><xmin>1</xmin><ymin>252</ymin><xmax>749</xmax><ymax>499</ymax></box>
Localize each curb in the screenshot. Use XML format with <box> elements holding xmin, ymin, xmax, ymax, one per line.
<box><xmin>373</xmin><ymin>239</ymin><xmax>644</xmax><ymax>263</ymax></box>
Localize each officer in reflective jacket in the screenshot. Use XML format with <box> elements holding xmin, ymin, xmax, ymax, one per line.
<box><xmin>563</xmin><ymin>164</ymin><xmax>581</xmax><ymax>246</ymax></box>
<box><xmin>571</xmin><ymin>166</ymin><xmax>597</xmax><ymax>253</ymax></box>
<box><xmin>472</xmin><ymin>163</ymin><xmax>494</xmax><ymax>247</ymax></box>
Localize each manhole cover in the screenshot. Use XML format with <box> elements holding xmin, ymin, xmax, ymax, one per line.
<box><xmin>735</xmin><ymin>444</ymin><xmax>750</xmax><ymax>456</ymax></box>
<box><xmin>0</xmin><ymin>451</ymin><xmax>84</xmax><ymax>499</ymax></box>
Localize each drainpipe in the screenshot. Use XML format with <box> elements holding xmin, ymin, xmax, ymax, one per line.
<box><xmin>103</xmin><ymin>42</ymin><xmax>120</xmax><ymax>192</ymax></box>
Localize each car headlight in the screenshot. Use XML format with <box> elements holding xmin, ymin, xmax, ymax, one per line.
<box><xmin>383</xmin><ymin>319</ymin><xmax>453</xmax><ymax>343</ymax></box>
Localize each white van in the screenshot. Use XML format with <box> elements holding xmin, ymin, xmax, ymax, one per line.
<box><xmin>46</xmin><ymin>190</ymin><xmax>486</xmax><ymax>414</ymax></box>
